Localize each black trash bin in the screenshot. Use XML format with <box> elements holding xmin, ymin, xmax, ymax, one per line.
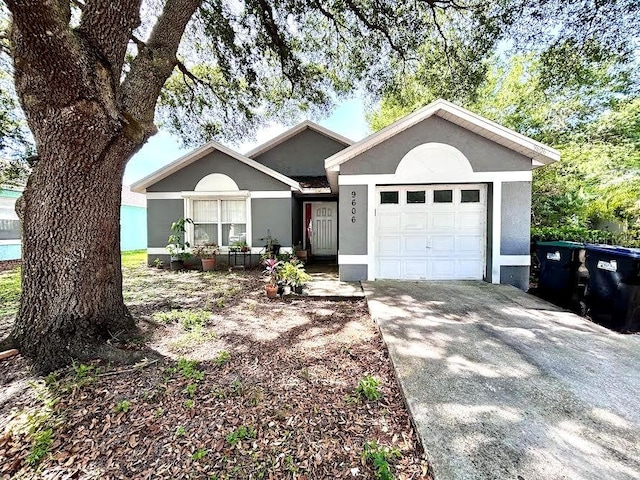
<box><xmin>535</xmin><ymin>241</ymin><xmax>587</xmax><ymax>311</ymax></box>
<box><xmin>584</xmin><ymin>244</ymin><xmax>640</xmax><ymax>331</ymax></box>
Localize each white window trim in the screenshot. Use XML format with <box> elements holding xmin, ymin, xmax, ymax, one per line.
<box><xmin>184</xmin><ymin>195</ymin><xmax>250</xmax><ymax>247</ymax></box>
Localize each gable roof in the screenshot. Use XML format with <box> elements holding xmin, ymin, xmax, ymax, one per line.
<box><xmin>130</xmin><ymin>140</ymin><xmax>301</xmax><ymax>193</ymax></box>
<box><xmin>324</xmin><ymin>99</ymin><xmax>560</xmax><ymax>171</ymax></box>
<box><xmin>245</xmin><ymin>120</ymin><xmax>353</xmax><ymax>159</ymax></box>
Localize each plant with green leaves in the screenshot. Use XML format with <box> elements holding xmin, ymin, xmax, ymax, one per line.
<box><xmin>362</xmin><ymin>441</ymin><xmax>402</xmax><ymax>480</ymax></box>
<box><xmin>226</xmin><ymin>425</ymin><xmax>257</xmax><ymax>446</ymax></box>
<box><xmin>192</xmin><ymin>448</ymin><xmax>207</xmax><ymax>461</ymax></box>
<box><xmin>25</xmin><ymin>428</ymin><xmax>53</xmax><ymax>467</ymax></box>
<box><xmin>166</xmin><ymin>218</ymin><xmax>194</xmax><ymax>260</ymax></box>
<box><xmin>278</xmin><ymin>261</ymin><xmax>312</xmax><ymax>289</ymax></box>
<box><xmin>214</xmin><ymin>350</ymin><xmax>231</xmax><ymax>367</ymax></box>
<box><xmin>114</xmin><ymin>400</ymin><xmax>131</xmax><ymax>413</ymax></box>
<box><xmin>356</xmin><ymin>375</ymin><xmax>382</xmax><ymax>401</ymax></box>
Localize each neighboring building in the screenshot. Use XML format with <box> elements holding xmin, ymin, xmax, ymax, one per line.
<box><xmin>0</xmin><ymin>185</ymin><xmax>147</xmax><ymax>261</ymax></box>
<box><xmin>0</xmin><ymin>186</ymin><xmax>23</xmax><ymax>261</ymax></box>
<box><xmin>132</xmin><ymin>99</ymin><xmax>559</xmax><ymax>290</ymax></box>
<box><xmin>121</xmin><ymin>186</ymin><xmax>147</xmax><ymax>251</ymax></box>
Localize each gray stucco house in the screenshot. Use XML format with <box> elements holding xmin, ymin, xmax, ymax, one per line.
<box><xmin>131</xmin><ymin>99</ymin><xmax>559</xmax><ymax>290</ymax></box>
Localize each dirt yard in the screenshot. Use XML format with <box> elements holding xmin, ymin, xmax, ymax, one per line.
<box><xmin>0</xmin><ymin>252</ymin><xmax>430</xmax><ymax>479</ymax></box>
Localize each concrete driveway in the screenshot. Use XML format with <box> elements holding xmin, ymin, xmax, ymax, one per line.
<box><xmin>363</xmin><ymin>281</ymin><xmax>640</xmax><ymax>480</ymax></box>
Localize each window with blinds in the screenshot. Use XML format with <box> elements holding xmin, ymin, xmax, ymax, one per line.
<box><xmin>192</xmin><ymin>199</ymin><xmax>247</xmax><ymax>246</ymax></box>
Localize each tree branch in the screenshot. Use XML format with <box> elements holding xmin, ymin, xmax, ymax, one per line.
<box><xmin>121</xmin><ymin>0</ymin><xmax>203</xmax><ymax>132</ymax></box>
<box><xmin>6</xmin><ymin>0</ymin><xmax>88</xmax><ymax>106</ymax></box>
<box><xmin>77</xmin><ymin>0</ymin><xmax>143</xmax><ymax>79</ymax></box>
<box><xmin>343</xmin><ymin>0</ymin><xmax>405</xmax><ymax>59</ymax></box>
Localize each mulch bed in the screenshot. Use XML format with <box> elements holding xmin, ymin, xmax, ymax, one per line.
<box><xmin>0</xmin><ymin>266</ymin><xmax>430</xmax><ymax>479</ymax></box>
<box><xmin>0</xmin><ymin>260</ymin><xmax>20</xmax><ymax>273</ymax></box>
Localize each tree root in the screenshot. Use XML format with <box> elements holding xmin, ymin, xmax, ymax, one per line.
<box><xmin>0</xmin><ymin>334</ymin><xmax>16</xmax><ymax>352</ymax></box>
<box><xmin>76</xmin><ymin>343</ymin><xmax>164</xmax><ymax>368</ymax></box>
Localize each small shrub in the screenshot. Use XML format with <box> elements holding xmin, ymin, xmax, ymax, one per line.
<box><xmin>114</xmin><ymin>400</ymin><xmax>131</xmax><ymax>413</ymax></box>
<box><xmin>192</xmin><ymin>448</ymin><xmax>207</xmax><ymax>461</ymax></box>
<box><xmin>183</xmin><ymin>383</ymin><xmax>197</xmax><ymax>398</ymax></box>
<box><xmin>175</xmin><ymin>426</ymin><xmax>186</xmax><ymax>437</ymax></box>
<box><xmin>356</xmin><ymin>375</ymin><xmax>382</xmax><ymax>401</ymax></box>
<box><xmin>214</xmin><ymin>350</ymin><xmax>231</xmax><ymax>367</ymax></box>
<box><xmin>362</xmin><ymin>441</ymin><xmax>402</xmax><ymax>480</ymax></box>
<box><xmin>25</xmin><ymin>428</ymin><xmax>53</xmax><ymax>467</ymax></box>
<box><xmin>176</xmin><ymin>358</ymin><xmax>205</xmax><ymax>382</ymax></box>
<box><xmin>226</xmin><ymin>425</ymin><xmax>256</xmax><ymax>446</ymax></box>
<box><xmin>184</xmin><ymin>399</ymin><xmax>195</xmax><ymax>409</ymax></box>
<box><xmin>153</xmin><ymin>309</ymin><xmax>210</xmax><ymax>331</ymax></box>
<box><xmin>72</xmin><ymin>362</ymin><xmax>94</xmax><ymax>380</ymax></box>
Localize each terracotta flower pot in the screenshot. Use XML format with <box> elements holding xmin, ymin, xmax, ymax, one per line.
<box><xmin>265</xmin><ymin>284</ymin><xmax>278</xmax><ymax>299</ymax></box>
<box><xmin>201</xmin><ymin>257</ymin><xmax>216</xmax><ymax>271</ymax></box>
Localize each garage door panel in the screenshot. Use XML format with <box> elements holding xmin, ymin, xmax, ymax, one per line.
<box><xmin>404</xmin><ymin>237</ymin><xmax>427</xmax><ymax>254</ymax></box>
<box><xmin>458</xmin><ymin>212</ymin><xmax>485</xmax><ymax>229</ymax></box>
<box><xmin>455</xmin><ymin>259</ymin><xmax>484</xmax><ymax>279</ymax></box>
<box><xmin>378</xmin><ymin>260</ymin><xmax>401</xmax><ymax>279</ymax></box>
<box><xmin>432</xmin><ymin>213</ymin><xmax>456</xmax><ymax>229</ymax></box>
<box><xmin>456</xmin><ymin>235</ymin><xmax>484</xmax><ymax>253</ymax></box>
<box><xmin>431</xmin><ymin>235</ymin><xmax>456</xmax><ymax>254</ymax></box>
<box><xmin>404</xmin><ymin>260</ymin><xmax>428</xmax><ymax>279</ymax></box>
<box><xmin>402</xmin><ymin>213</ymin><xmax>428</xmax><ymax>230</ymax></box>
<box><xmin>430</xmin><ymin>259</ymin><xmax>456</xmax><ymax>279</ymax></box>
<box><xmin>378</xmin><ymin>213</ymin><xmax>401</xmax><ymax>231</ymax></box>
<box><xmin>378</xmin><ymin>236</ymin><xmax>401</xmax><ymax>255</ymax></box>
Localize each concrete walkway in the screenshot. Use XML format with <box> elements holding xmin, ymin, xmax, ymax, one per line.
<box><xmin>303</xmin><ymin>265</ymin><xmax>364</xmax><ymax>298</ymax></box>
<box><xmin>364</xmin><ymin>281</ymin><xmax>640</xmax><ymax>480</ymax></box>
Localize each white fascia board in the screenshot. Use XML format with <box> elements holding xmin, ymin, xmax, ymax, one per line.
<box><xmin>181</xmin><ymin>191</ymin><xmax>250</xmax><ymax>198</ymax></box>
<box><xmin>299</xmin><ymin>188</ymin><xmax>332</xmax><ymax>195</ymax></box>
<box><xmin>324</xmin><ymin>99</ymin><xmax>560</xmax><ymax>170</ymax></box>
<box><xmin>244</xmin><ymin>120</ymin><xmax>353</xmax><ymax>159</ymax></box>
<box><xmin>337</xmin><ymin>170</ymin><xmax>532</xmax><ymax>185</ymax></box>
<box><xmin>146</xmin><ymin>192</ymin><xmax>183</xmax><ymax>200</ymax></box>
<box><xmin>130</xmin><ymin>141</ymin><xmax>302</xmax><ymax>193</ymax></box>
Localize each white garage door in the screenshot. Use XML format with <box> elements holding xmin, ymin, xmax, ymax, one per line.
<box><xmin>376</xmin><ymin>184</ymin><xmax>487</xmax><ymax>280</ymax></box>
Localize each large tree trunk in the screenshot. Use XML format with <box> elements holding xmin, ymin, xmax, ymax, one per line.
<box><xmin>12</xmin><ymin>132</ymin><xmax>141</xmax><ymax>372</ymax></box>
<box><xmin>4</xmin><ymin>0</ymin><xmax>202</xmax><ymax>372</ymax></box>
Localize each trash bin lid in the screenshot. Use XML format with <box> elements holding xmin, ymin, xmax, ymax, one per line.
<box><xmin>536</xmin><ymin>241</ymin><xmax>585</xmax><ymax>249</ymax></box>
<box><xmin>584</xmin><ymin>244</ymin><xmax>640</xmax><ymax>259</ymax></box>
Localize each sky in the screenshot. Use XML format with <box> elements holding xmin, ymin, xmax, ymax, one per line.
<box><xmin>123</xmin><ymin>97</ymin><xmax>371</xmax><ymax>185</ymax></box>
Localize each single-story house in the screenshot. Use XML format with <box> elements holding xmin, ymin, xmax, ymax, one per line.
<box><xmin>0</xmin><ymin>185</ymin><xmax>147</xmax><ymax>261</ymax></box>
<box><xmin>131</xmin><ymin>99</ymin><xmax>559</xmax><ymax>290</ymax></box>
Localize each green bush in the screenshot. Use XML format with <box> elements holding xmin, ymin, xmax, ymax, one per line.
<box><xmin>531</xmin><ymin>226</ymin><xmax>640</xmax><ymax>248</ymax></box>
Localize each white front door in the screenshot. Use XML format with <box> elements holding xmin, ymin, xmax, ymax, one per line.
<box><xmin>310</xmin><ymin>202</ymin><xmax>337</xmax><ymax>255</ymax></box>
<box><xmin>375</xmin><ymin>184</ymin><xmax>487</xmax><ymax>280</ymax></box>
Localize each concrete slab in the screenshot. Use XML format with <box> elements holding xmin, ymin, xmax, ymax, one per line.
<box><xmin>364</xmin><ymin>280</ymin><xmax>640</xmax><ymax>480</ymax></box>
<box><xmin>303</xmin><ymin>270</ymin><xmax>364</xmax><ymax>298</ymax></box>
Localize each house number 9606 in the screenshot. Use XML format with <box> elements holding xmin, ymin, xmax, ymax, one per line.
<box><xmin>351</xmin><ymin>190</ymin><xmax>357</xmax><ymax>223</ymax></box>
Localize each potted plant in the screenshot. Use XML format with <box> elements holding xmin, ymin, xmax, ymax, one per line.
<box><xmin>260</xmin><ymin>231</ymin><xmax>281</xmax><ymax>258</ymax></box>
<box><xmin>166</xmin><ymin>217</ymin><xmax>193</xmax><ymax>271</ymax></box>
<box><xmin>293</xmin><ymin>243</ymin><xmax>308</xmax><ymax>261</ymax></box>
<box><xmin>278</xmin><ymin>260</ymin><xmax>312</xmax><ymax>294</ymax></box>
<box><xmin>192</xmin><ymin>243</ymin><xmax>219</xmax><ymax>271</ymax></box>
<box><xmin>233</xmin><ymin>240</ymin><xmax>250</xmax><ymax>253</ymax></box>
<box><xmin>262</xmin><ymin>258</ymin><xmax>281</xmax><ymax>298</ymax></box>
